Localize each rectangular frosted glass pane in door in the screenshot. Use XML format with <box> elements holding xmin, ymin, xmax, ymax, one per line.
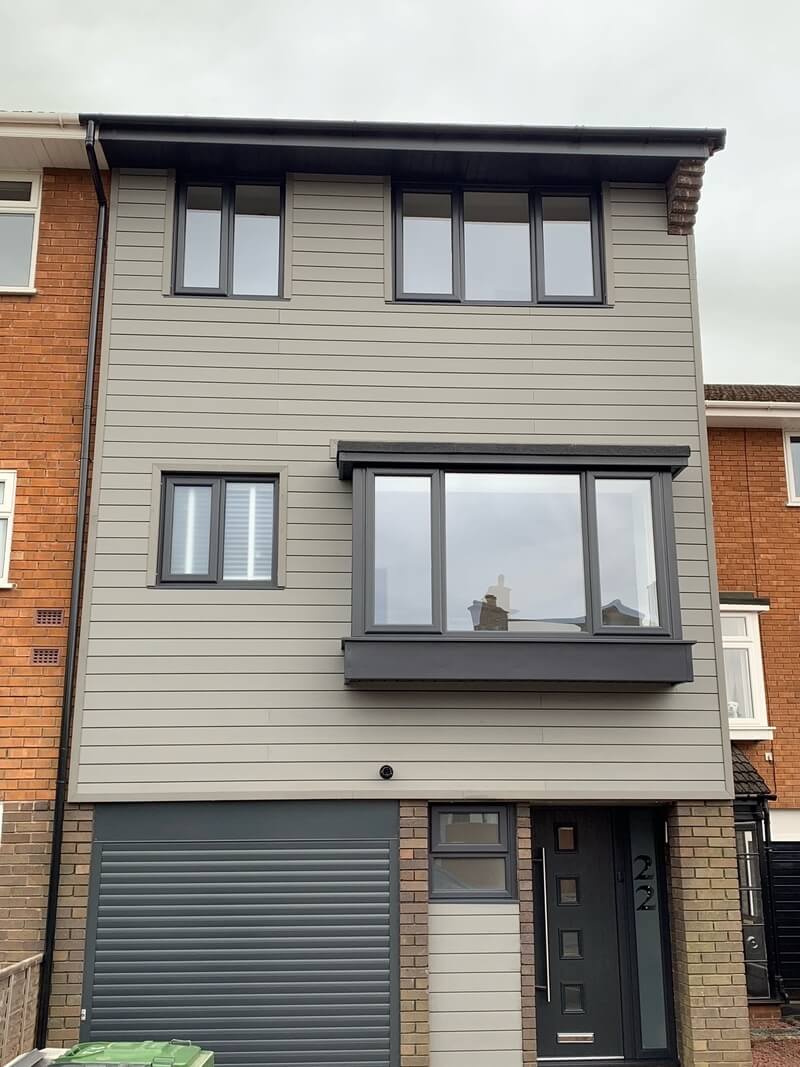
<box><xmin>223</xmin><ymin>482</ymin><xmax>275</xmax><ymax>581</ymax></box>
<box><xmin>596</xmin><ymin>479</ymin><xmax>659</xmax><ymax>627</ymax></box>
<box><xmin>541</xmin><ymin>195</ymin><xmax>594</xmax><ymax>297</ymax></box>
<box><xmin>629</xmin><ymin>810</ymin><xmax>668</xmax><ymax>1050</ymax></box>
<box><xmin>373</xmin><ymin>476</ymin><xmax>432</xmax><ymax>625</ymax></box>
<box><xmin>464</xmin><ymin>191</ymin><xmax>531</xmax><ymax>301</ymax></box>
<box><xmin>401</xmin><ymin>192</ymin><xmax>453</xmax><ymax>294</ymax></box>
<box><xmin>171</xmin><ymin>485</ymin><xmax>212</xmax><ymax>576</ymax></box>
<box><xmin>445</xmin><ymin>473</ymin><xmax>585</xmax><ymax>632</ymax></box>
<box><xmin>0</xmin><ymin>213</ymin><xmax>35</xmax><ymax>286</ymax></box>
<box><xmin>724</xmin><ymin>647</ymin><xmax>754</xmax><ymax>718</ymax></box>
<box><xmin>183</xmin><ymin>185</ymin><xmax>222</xmax><ymax>288</ymax></box>
<box><xmin>233</xmin><ymin>185</ymin><xmax>280</xmax><ymax>295</ymax></box>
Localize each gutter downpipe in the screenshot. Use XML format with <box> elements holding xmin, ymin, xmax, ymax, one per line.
<box><xmin>35</xmin><ymin>119</ymin><xmax>107</xmax><ymax>1049</ymax></box>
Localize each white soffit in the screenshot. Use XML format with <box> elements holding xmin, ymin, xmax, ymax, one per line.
<box><xmin>0</xmin><ymin>112</ymin><xmax>108</xmax><ymax>170</ymax></box>
<box><xmin>705</xmin><ymin>400</ymin><xmax>800</xmax><ymax>430</ymax></box>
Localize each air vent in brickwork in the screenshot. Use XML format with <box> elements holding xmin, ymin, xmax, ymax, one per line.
<box><xmin>31</xmin><ymin>648</ymin><xmax>61</xmax><ymax>666</ymax></box>
<box><xmin>35</xmin><ymin>608</ymin><xmax>64</xmax><ymax>626</ymax></box>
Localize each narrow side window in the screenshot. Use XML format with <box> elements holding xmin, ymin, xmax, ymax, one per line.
<box><xmin>0</xmin><ymin>471</ymin><xmax>18</xmax><ymax>584</ymax></box>
<box><xmin>0</xmin><ymin>174</ymin><xmax>41</xmax><ymax>291</ymax></box>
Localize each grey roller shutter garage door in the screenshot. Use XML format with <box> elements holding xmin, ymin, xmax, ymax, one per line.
<box><xmin>83</xmin><ymin>802</ymin><xmax>398</xmax><ymax>1067</ymax></box>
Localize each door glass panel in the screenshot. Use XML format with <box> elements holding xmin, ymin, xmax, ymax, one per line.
<box><xmin>559</xmin><ymin>930</ymin><xmax>582</xmax><ymax>959</ymax></box>
<box><xmin>724</xmin><ymin>648</ymin><xmax>754</xmax><ymax>718</ymax></box>
<box><xmin>401</xmin><ymin>192</ymin><xmax>453</xmax><ymax>294</ymax></box>
<box><xmin>222</xmin><ymin>481</ymin><xmax>275</xmax><ymax>581</ymax></box>
<box><xmin>373</xmin><ymin>476</ymin><xmax>432</xmax><ymax>625</ymax></box>
<box><xmin>736</xmin><ymin>819</ymin><xmax>771</xmax><ymax>999</ymax></box>
<box><xmin>445</xmin><ymin>472</ymin><xmax>586</xmax><ymax>632</ymax></box>
<box><xmin>0</xmin><ymin>213</ymin><xmax>35</xmax><ymax>286</ymax></box>
<box><xmin>596</xmin><ymin>479</ymin><xmax>659</xmax><ymax>627</ymax></box>
<box><xmin>557</xmin><ymin>877</ymin><xmax>579</xmax><ymax>905</ymax></box>
<box><xmin>629</xmin><ymin>810</ymin><xmax>668</xmax><ymax>1051</ymax></box>
<box><xmin>183</xmin><ymin>185</ymin><xmax>222</xmax><ymax>288</ymax></box>
<box><xmin>431</xmin><ymin>856</ymin><xmax>507</xmax><ymax>894</ymax></box>
<box><xmin>541</xmin><ymin>195</ymin><xmax>594</xmax><ymax>297</ymax></box>
<box><xmin>556</xmin><ymin>825</ymin><xmax>577</xmax><ymax>852</ymax></box>
<box><xmin>170</xmin><ymin>485</ymin><xmax>213</xmax><ymax>576</ymax></box>
<box><xmin>745</xmin><ymin>961</ymin><xmax>771</xmax><ymax>999</ymax></box>
<box><xmin>562</xmin><ymin>984</ymin><xmax>585</xmax><ymax>1014</ymax></box>
<box><xmin>721</xmin><ymin>614</ymin><xmax>748</xmax><ymax>637</ymax></box>
<box><xmin>464</xmin><ymin>191</ymin><xmax>531</xmax><ymax>301</ymax></box>
<box><xmin>439</xmin><ymin>810</ymin><xmax>500</xmax><ymax>846</ymax></box>
<box><xmin>233</xmin><ymin>184</ymin><xmax>280</xmax><ymax>296</ymax></box>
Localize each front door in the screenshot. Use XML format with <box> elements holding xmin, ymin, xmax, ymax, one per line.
<box><xmin>534</xmin><ymin>808</ymin><xmax>624</xmax><ymax>1060</ymax></box>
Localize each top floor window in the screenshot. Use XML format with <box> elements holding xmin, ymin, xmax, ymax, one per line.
<box><xmin>175</xmin><ymin>180</ymin><xmax>283</xmax><ymax>297</ymax></box>
<box><xmin>0</xmin><ymin>173</ymin><xmax>41</xmax><ymax>291</ymax></box>
<box><xmin>785</xmin><ymin>433</ymin><xmax>800</xmax><ymax>504</ymax></box>
<box><xmin>394</xmin><ymin>186</ymin><xmax>602</xmax><ymax>305</ymax></box>
<box><xmin>721</xmin><ymin>603</ymin><xmax>771</xmax><ymax>740</ymax></box>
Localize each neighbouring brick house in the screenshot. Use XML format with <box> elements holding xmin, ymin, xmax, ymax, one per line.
<box><xmin>0</xmin><ymin>114</ymin><xmax>105</xmax><ymax>1043</ymax></box>
<box><xmin>30</xmin><ymin>113</ymin><xmax>754</xmax><ymax>1067</ymax></box>
<box><xmin>706</xmin><ymin>384</ymin><xmax>800</xmax><ymax>1012</ymax></box>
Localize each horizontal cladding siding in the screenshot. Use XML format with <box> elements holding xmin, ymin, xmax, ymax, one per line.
<box><xmin>70</xmin><ymin>171</ymin><xmax>728</xmax><ymax>801</ymax></box>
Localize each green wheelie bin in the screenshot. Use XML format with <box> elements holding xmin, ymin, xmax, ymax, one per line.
<box><xmin>53</xmin><ymin>1040</ymin><xmax>213</xmax><ymax>1067</ymax></box>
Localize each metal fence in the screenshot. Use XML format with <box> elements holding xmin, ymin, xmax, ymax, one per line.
<box><xmin>0</xmin><ymin>954</ymin><xmax>42</xmax><ymax>1067</ymax></box>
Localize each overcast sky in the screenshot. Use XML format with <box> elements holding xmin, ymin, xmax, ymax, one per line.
<box><xmin>5</xmin><ymin>0</ymin><xmax>798</xmax><ymax>382</ymax></box>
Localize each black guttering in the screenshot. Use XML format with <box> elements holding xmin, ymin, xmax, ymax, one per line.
<box><xmin>35</xmin><ymin>119</ymin><xmax>107</xmax><ymax>1049</ymax></box>
<box><xmin>337</xmin><ymin>441</ymin><xmax>691</xmax><ymax>479</ymax></box>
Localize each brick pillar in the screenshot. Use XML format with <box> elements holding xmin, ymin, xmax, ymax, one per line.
<box><xmin>399</xmin><ymin>802</ymin><xmax>429</xmax><ymax>1067</ymax></box>
<box><xmin>667</xmin><ymin>801</ymin><xmax>752</xmax><ymax>1067</ymax></box>
<box><xmin>516</xmin><ymin>805</ymin><xmax>536</xmax><ymax>1065</ymax></box>
<box><xmin>0</xmin><ymin>801</ymin><xmax>53</xmax><ymax>960</ymax></box>
<box><xmin>46</xmin><ymin>803</ymin><xmax>93</xmax><ymax>1046</ymax></box>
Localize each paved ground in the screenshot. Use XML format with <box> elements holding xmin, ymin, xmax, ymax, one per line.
<box><xmin>752</xmin><ymin>1023</ymin><xmax>800</xmax><ymax>1067</ymax></box>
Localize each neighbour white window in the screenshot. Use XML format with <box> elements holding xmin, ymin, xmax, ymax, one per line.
<box><xmin>0</xmin><ymin>471</ymin><xmax>18</xmax><ymax>585</ymax></box>
<box><xmin>0</xmin><ymin>173</ymin><xmax>41</xmax><ymax>291</ymax></box>
<box><xmin>721</xmin><ymin>603</ymin><xmax>771</xmax><ymax>740</ymax></box>
<box><xmin>785</xmin><ymin>432</ymin><xmax>800</xmax><ymax>504</ymax></box>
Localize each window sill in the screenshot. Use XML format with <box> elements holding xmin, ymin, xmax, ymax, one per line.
<box><xmin>0</xmin><ymin>581</ymin><xmax>17</xmax><ymax>590</ymax></box>
<box><xmin>729</xmin><ymin>724</ymin><xmax>775</xmax><ymax>741</ymax></box>
<box><xmin>0</xmin><ymin>288</ymin><xmax>36</xmax><ymax>296</ymax></box>
<box><xmin>342</xmin><ymin>635</ymin><xmax>694</xmax><ymax>686</ymax></box>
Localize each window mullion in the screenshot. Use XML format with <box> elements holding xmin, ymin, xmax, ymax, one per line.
<box><xmin>582</xmin><ymin>472</ymin><xmax>601</xmax><ymax>634</ymax></box>
<box><xmin>222</xmin><ymin>183</ymin><xmax>234</xmax><ymax>295</ymax></box>
<box><xmin>435</xmin><ymin>471</ymin><xmax>447</xmax><ymax>633</ymax></box>
<box><xmin>212</xmin><ymin>478</ymin><xmax>224</xmax><ymax>583</ymax></box>
<box><xmin>453</xmin><ymin>190</ymin><xmax>464</xmax><ymax>301</ymax></box>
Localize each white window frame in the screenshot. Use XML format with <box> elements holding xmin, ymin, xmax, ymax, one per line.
<box><xmin>0</xmin><ymin>171</ymin><xmax>42</xmax><ymax>293</ymax></box>
<box><xmin>784</xmin><ymin>431</ymin><xmax>800</xmax><ymax>506</ymax></box>
<box><xmin>721</xmin><ymin>602</ymin><xmax>773</xmax><ymax>741</ymax></box>
<box><xmin>0</xmin><ymin>471</ymin><xmax>18</xmax><ymax>587</ymax></box>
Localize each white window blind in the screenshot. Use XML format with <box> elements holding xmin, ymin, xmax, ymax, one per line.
<box><xmin>171</xmin><ymin>484</ymin><xmax>212</xmax><ymax>575</ymax></box>
<box><xmin>223</xmin><ymin>481</ymin><xmax>275</xmax><ymax>581</ymax></box>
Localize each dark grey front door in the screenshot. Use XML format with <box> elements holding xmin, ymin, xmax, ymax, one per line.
<box><xmin>534</xmin><ymin>807</ymin><xmax>624</xmax><ymax>1061</ymax></box>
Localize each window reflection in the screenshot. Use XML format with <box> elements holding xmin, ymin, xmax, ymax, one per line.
<box><xmin>445</xmin><ymin>473</ymin><xmax>586</xmax><ymax>633</ymax></box>
<box><xmin>596</xmin><ymin>479</ymin><xmax>659</xmax><ymax>627</ymax></box>
<box><xmin>401</xmin><ymin>192</ymin><xmax>453</xmax><ymax>294</ymax></box>
<box><xmin>464</xmin><ymin>191</ymin><xmax>531</xmax><ymax>301</ymax></box>
<box><xmin>233</xmin><ymin>185</ymin><xmax>280</xmax><ymax>296</ymax></box>
<box><xmin>374</xmin><ymin>476</ymin><xmax>432</xmax><ymax>625</ymax></box>
<box><xmin>184</xmin><ymin>185</ymin><xmax>222</xmax><ymax>289</ymax></box>
<box><xmin>541</xmin><ymin>195</ymin><xmax>595</xmax><ymax>297</ymax></box>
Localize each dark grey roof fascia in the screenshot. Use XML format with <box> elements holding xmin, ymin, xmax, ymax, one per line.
<box><xmin>78</xmin><ymin>114</ymin><xmax>726</xmax><ymax>155</ymax></box>
<box><xmin>337</xmin><ymin>441</ymin><xmax>691</xmax><ymax>479</ymax></box>
<box><xmin>719</xmin><ymin>593</ymin><xmax>771</xmax><ymax>606</ymax></box>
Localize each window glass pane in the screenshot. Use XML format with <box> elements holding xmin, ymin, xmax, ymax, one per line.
<box><xmin>559</xmin><ymin>930</ymin><xmax>582</xmax><ymax>959</ymax></box>
<box><xmin>0</xmin><ymin>180</ymin><xmax>33</xmax><ymax>201</ymax></box>
<box><xmin>445</xmin><ymin>473</ymin><xmax>586</xmax><ymax>633</ymax></box>
<box><xmin>431</xmin><ymin>856</ymin><xmax>507</xmax><ymax>894</ymax></box>
<box><xmin>0</xmin><ymin>481</ymin><xmax>5</xmax><ymax>506</ymax></box>
<box><xmin>170</xmin><ymin>485</ymin><xmax>212</xmax><ymax>576</ymax></box>
<box><xmin>439</xmin><ymin>811</ymin><xmax>500</xmax><ymax>846</ymax></box>
<box><xmin>0</xmin><ymin>517</ymin><xmax>7</xmax><ymax>569</ymax></box>
<box><xmin>724</xmin><ymin>647</ymin><xmax>754</xmax><ymax>718</ymax></box>
<box><xmin>401</xmin><ymin>192</ymin><xmax>453</xmax><ymax>294</ymax></box>
<box><xmin>223</xmin><ymin>481</ymin><xmax>275</xmax><ymax>581</ymax></box>
<box><xmin>183</xmin><ymin>185</ymin><xmax>222</xmax><ymax>288</ymax></box>
<box><xmin>374</xmin><ymin>476</ymin><xmax>432</xmax><ymax>625</ymax></box>
<box><xmin>596</xmin><ymin>479</ymin><xmax>659</xmax><ymax>627</ymax></box>
<box><xmin>0</xmin><ymin>213</ymin><xmax>35</xmax><ymax>286</ymax></box>
<box><xmin>557</xmin><ymin>877</ymin><xmax>579</xmax><ymax>905</ymax></box>
<box><xmin>562</xmin><ymin>984</ymin><xmax>584</xmax><ymax>1013</ymax></box>
<box><xmin>233</xmin><ymin>185</ymin><xmax>280</xmax><ymax>296</ymax></box>
<box><xmin>721</xmin><ymin>614</ymin><xmax>748</xmax><ymax>637</ymax></box>
<box><xmin>745</xmin><ymin>961</ymin><xmax>770</xmax><ymax>999</ymax></box>
<box><xmin>556</xmin><ymin>825</ymin><xmax>576</xmax><ymax>852</ymax></box>
<box><xmin>790</xmin><ymin>437</ymin><xmax>800</xmax><ymax>498</ymax></box>
<box><xmin>629</xmin><ymin>809</ymin><xmax>668</xmax><ymax>1051</ymax></box>
<box><xmin>464</xmin><ymin>191</ymin><xmax>531</xmax><ymax>301</ymax></box>
<box><xmin>541</xmin><ymin>195</ymin><xmax>595</xmax><ymax>297</ymax></box>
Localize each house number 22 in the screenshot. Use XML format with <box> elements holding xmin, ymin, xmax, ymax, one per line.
<box><xmin>633</xmin><ymin>853</ymin><xmax>656</xmax><ymax>911</ymax></box>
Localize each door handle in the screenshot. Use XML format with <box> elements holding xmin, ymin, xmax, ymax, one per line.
<box><xmin>533</xmin><ymin>848</ymin><xmax>552</xmax><ymax>1003</ymax></box>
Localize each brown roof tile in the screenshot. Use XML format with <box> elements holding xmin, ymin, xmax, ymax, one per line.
<box><xmin>705</xmin><ymin>384</ymin><xmax>800</xmax><ymax>403</ymax></box>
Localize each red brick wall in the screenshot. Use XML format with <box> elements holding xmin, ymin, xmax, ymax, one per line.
<box><xmin>0</xmin><ymin>169</ymin><xmax>98</xmax><ymax>804</ymax></box>
<box><xmin>708</xmin><ymin>426</ymin><xmax>800</xmax><ymax>805</ymax></box>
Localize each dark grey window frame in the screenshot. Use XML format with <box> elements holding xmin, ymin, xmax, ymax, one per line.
<box><xmin>429</xmin><ymin>803</ymin><xmax>516</xmax><ymax>902</ymax></box>
<box><xmin>393</xmin><ymin>184</ymin><xmax>603</xmax><ymax>306</ymax></box>
<box><xmin>158</xmin><ymin>472</ymin><xmax>279</xmax><ymax>588</ymax></box>
<box><xmin>359</xmin><ymin>467</ymin><xmax>679</xmax><ymax>639</ymax></box>
<box><xmin>173</xmin><ymin>178</ymin><xmax>285</xmax><ymax>298</ymax></box>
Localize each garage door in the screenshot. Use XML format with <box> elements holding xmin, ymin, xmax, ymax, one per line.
<box><xmin>83</xmin><ymin>802</ymin><xmax>398</xmax><ymax>1067</ymax></box>
<box><xmin>771</xmin><ymin>841</ymin><xmax>800</xmax><ymax>997</ymax></box>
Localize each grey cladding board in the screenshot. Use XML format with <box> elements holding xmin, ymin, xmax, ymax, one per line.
<box><xmin>84</xmin><ymin>801</ymin><xmax>399</xmax><ymax>1067</ymax></box>
<box><xmin>69</xmin><ymin>171</ymin><xmax>731</xmax><ymax>802</ymax></box>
